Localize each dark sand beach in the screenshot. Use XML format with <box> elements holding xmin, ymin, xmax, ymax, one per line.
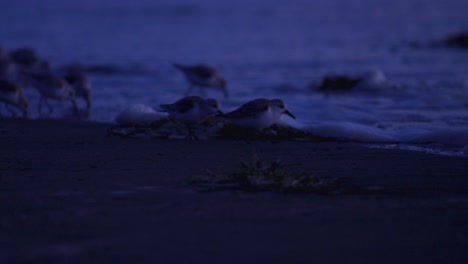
<box><xmin>1</xmin><ymin>119</ymin><xmax>467</xmax><ymax>263</ymax></box>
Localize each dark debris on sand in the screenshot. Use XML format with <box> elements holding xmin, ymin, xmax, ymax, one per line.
<box><xmin>107</xmin><ymin>121</ymin><xmax>333</xmax><ymax>142</ymax></box>
<box><xmin>187</xmin><ymin>154</ymin><xmax>383</xmax><ymax>194</ymax></box>
<box><xmin>216</xmin><ymin>124</ymin><xmax>333</xmax><ymax>142</ymax></box>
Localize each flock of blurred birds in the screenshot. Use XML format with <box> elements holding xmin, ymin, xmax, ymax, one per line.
<box><xmin>0</xmin><ymin>46</ymin><xmax>91</xmax><ymax>118</ymax></box>
<box><xmin>0</xmin><ymin>44</ymin><xmax>388</xmax><ymax>116</ymax></box>
<box><xmin>0</xmin><ymin>46</ymin><xmax>299</xmax><ymax>139</ymax></box>
<box><xmin>1</xmin><ymin>31</ymin><xmax>466</xmax><ymax>139</ymax></box>
<box><xmin>0</xmin><ymin>45</ymin><xmax>231</xmax><ymax>121</ymax></box>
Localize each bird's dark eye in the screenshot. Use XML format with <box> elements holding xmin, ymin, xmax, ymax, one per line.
<box><xmin>279</xmin><ymin>104</ymin><xmax>285</xmax><ymax>109</ymax></box>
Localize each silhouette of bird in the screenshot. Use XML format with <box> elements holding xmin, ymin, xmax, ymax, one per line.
<box><xmin>220</xmin><ymin>98</ymin><xmax>295</xmax><ymax>130</ymax></box>
<box><xmin>63</xmin><ymin>68</ymin><xmax>92</xmax><ymax>111</ymax></box>
<box><xmin>160</xmin><ymin>96</ymin><xmax>222</xmax><ymax>139</ymax></box>
<box><xmin>27</xmin><ymin>72</ymin><xmax>77</xmax><ymax>115</ymax></box>
<box><xmin>173</xmin><ymin>63</ymin><xmax>228</xmax><ymax>98</ymax></box>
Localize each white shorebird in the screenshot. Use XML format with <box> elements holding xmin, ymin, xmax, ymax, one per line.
<box><xmin>159</xmin><ymin>96</ymin><xmax>222</xmax><ymax>139</ymax></box>
<box><xmin>220</xmin><ymin>98</ymin><xmax>296</xmax><ymax>130</ymax></box>
<box><xmin>27</xmin><ymin>73</ymin><xmax>78</xmax><ymax>115</ymax></box>
<box><xmin>63</xmin><ymin>69</ymin><xmax>92</xmax><ymax>111</ymax></box>
<box><xmin>173</xmin><ymin>63</ymin><xmax>228</xmax><ymax>98</ymax></box>
<box><xmin>0</xmin><ymin>79</ymin><xmax>28</xmax><ymax>117</ymax></box>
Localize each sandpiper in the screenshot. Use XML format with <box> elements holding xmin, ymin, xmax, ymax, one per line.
<box><xmin>173</xmin><ymin>63</ymin><xmax>228</xmax><ymax>98</ymax></box>
<box><xmin>0</xmin><ymin>79</ymin><xmax>28</xmax><ymax>117</ymax></box>
<box><xmin>220</xmin><ymin>98</ymin><xmax>295</xmax><ymax>130</ymax></box>
<box><xmin>63</xmin><ymin>68</ymin><xmax>92</xmax><ymax>111</ymax></box>
<box><xmin>27</xmin><ymin>72</ymin><xmax>78</xmax><ymax>115</ymax></box>
<box><xmin>159</xmin><ymin>96</ymin><xmax>222</xmax><ymax>139</ymax></box>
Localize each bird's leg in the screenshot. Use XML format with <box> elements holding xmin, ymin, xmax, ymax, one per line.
<box><xmin>71</xmin><ymin>99</ymin><xmax>78</xmax><ymax>116</ymax></box>
<box><xmin>85</xmin><ymin>97</ymin><xmax>91</xmax><ymax>111</ymax></box>
<box><xmin>185</xmin><ymin>124</ymin><xmax>198</xmax><ymax>140</ymax></box>
<box><xmin>38</xmin><ymin>97</ymin><xmax>44</xmax><ymax>115</ymax></box>
<box><xmin>45</xmin><ymin>99</ymin><xmax>53</xmax><ymax>114</ymax></box>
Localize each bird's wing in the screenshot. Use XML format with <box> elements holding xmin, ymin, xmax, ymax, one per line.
<box><xmin>222</xmin><ymin>99</ymin><xmax>269</xmax><ymax>118</ymax></box>
<box><xmin>161</xmin><ymin>97</ymin><xmax>198</xmax><ymax>114</ymax></box>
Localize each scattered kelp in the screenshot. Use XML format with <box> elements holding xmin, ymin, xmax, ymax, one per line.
<box><xmin>310</xmin><ymin>70</ymin><xmax>390</xmax><ymax>92</ymax></box>
<box><xmin>315</xmin><ymin>75</ymin><xmax>362</xmax><ymax>91</ymax></box>
<box><xmin>216</xmin><ymin>123</ymin><xmax>333</xmax><ymax>141</ymax></box>
<box><xmin>108</xmin><ymin>115</ymin><xmax>334</xmax><ymax>141</ymax></box>
<box><xmin>443</xmin><ymin>31</ymin><xmax>468</xmax><ymax>48</ymax></box>
<box><xmin>188</xmin><ymin>154</ymin><xmax>378</xmax><ymax>194</ymax></box>
<box><xmin>410</xmin><ymin>31</ymin><xmax>468</xmax><ymax>50</ymax></box>
<box><xmin>107</xmin><ymin>118</ymin><xmax>221</xmax><ymax>139</ymax></box>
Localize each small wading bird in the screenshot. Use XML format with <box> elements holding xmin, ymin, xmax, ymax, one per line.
<box><xmin>27</xmin><ymin>72</ymin><xmax>78</xmax><ymax>115</ymax></box>
<box><xmin>63</xmin><ymin>68</ymin><xmax>92</xmax><ymax>111</ymax></box>
<box><xmin>0</xmin><ymin>79</ymin><xmax>28</xmax><ymax>117</ymax></box>
<box><xmin>219</xmin><ymin>98</ymin><xmax>296</xmax><ymax>130</ymax></box>
<box><xmin>173</xmin><ymin>63</ymin><xmax>228</xmax><ymax>98</ymax></box>
<box><xmin>159</xmin><ymin>96</ymin><xmax>223</xmax><ymax>139</ymax></box>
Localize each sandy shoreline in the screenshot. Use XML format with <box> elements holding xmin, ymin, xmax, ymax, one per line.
<box><xmin>1</xmin><ymin>118</ymin><xmax>467</xmax><ymax>263</ymax></box>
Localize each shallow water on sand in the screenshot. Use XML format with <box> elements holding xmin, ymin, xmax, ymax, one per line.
<box><xmin>1</xmin><ymin>0</ymin><xmax>468</xmax><ymax>154</ymax></box>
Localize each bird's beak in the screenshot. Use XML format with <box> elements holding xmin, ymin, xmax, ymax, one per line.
<box><xmin>284</xmin><ymin>110</ymin><xmax>296</xmax><ymax>119</ymax></box>
<box><xmin>216</xmin><ymin>110</ymin><xmax>224</xmax><ymax>116</ymax></box>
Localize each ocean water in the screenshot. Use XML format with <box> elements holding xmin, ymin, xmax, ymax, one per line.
<box><xmin>1</xmin><ymin>0</ymin><xmax>468</xmax><ymax>155</ymax></box>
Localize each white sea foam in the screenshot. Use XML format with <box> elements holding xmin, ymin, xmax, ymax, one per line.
<box><xmin>301</xmin><ymin>121</ymin><xmax>468</xmax><ymax>145</ymax></box>
<box><xmin>299</xmin><ymin>121</ymin><xmax>468</xmax><ymax>155</ymax></box>
<box><xmin>3</xmin><ymin>0</ymin><xmax>466</xmax><ymax>158</ymax></box>
<box><xmin>115</xmin><ymin>104</ymin><xmax>167</xmax><ymax>126</ymax></box>
<box><xmin>354</xmin><ymin>69</ymin><xmax>390</xmax><ymax>91</ymax></box>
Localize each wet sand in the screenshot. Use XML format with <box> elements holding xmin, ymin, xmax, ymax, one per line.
<box><xmin>1</xmin><ymin>118</ymin><xmax>467</xmax><ymax>264</ymax></box>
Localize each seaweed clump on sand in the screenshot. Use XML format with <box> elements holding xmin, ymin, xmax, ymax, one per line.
<box><xmin>106</xmin><ymin>119</ymin><xmax>173</xmax><ymax>138</ymax></box>
<box><xmin>107</xmin><ymin>115</ymin><xmax>222</xmax><ymax>139</ymax></box>
<box><xmin>410</xmin><ymin>31</ymin><xmax>468</xmax><ymax>50</ymax></box>
<box><xmin>443</xmin><ymin>31</ymin><xmax>468</xmax><ymax>49</ymax></box>
<box><xmin>108</xmin><ymin>120</ymin><xmax>332</xmax><ymax>142</ymax></box>
<box><xmin>217</xmin><ymin>123</ymin><xmax>332</xmax><ymax>142</ymax></box>
<box><xmin>108</xmin><ymin>107</ymin><xmax>332</xmax><ymax>142</ymax></box>
<box><xmin>314</xmin><ymin>75</ymin><xmax>362</xmax><ymax>92</ymax></box>
<box><xmin>188</xmin><ymin>154</ymin><xmax>376</xmax><ymax>194</ymax></box>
